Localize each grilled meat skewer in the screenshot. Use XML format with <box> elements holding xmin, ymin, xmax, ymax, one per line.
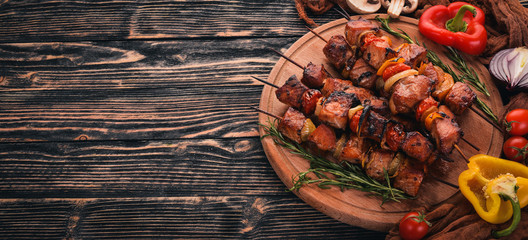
<box><xmin>258</xmin><ymin>106</ymin><xmax>425</xmax><ymax>196</ymax></box>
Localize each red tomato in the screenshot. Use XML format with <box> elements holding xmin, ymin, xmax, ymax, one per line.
<box><xmin>505</xmin><ymin>109</ymin><xmax>528</xmax><ymax>136</ymax></box>
<box><xmin>382</xmin><ymin>63</ymin><xmax>411</xmax><ymax>81</ymax></box>
<box><xmin>503</xmin><ymin>136</ymin><xmax>528</xmax><ymax>163</ymax></box>
<box><xmin>399</xmin><ymin>211</ymin><xmax>431</xmax><ymax>240</ymax></box>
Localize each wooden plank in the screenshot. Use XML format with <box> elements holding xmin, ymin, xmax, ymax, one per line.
<box><xmin>0</xmin><ymin>138</ymin><xmax>290</xmax><ymax>197</ymax></box>
<box><xmin>0</xmin><ymin>0</ymin><xmax>341</xmax><ymax>43</ymax></box>
<box><xmin>0</xmin><ymin>38</ymin><xmax>297</xmax><ymax>142</ymax></box>
<box><xmin>0</xmin><ymin>197</ymin><xmax>387</xmax><ymax>239</ymax></box>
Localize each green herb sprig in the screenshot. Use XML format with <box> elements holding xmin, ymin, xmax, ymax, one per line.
<box><xmin>260</xmin><ymin>119</ymin><xmax>412</xmax><ymax>204</ymax></box>
<box><xmin>375</xmin><ymin>16</ymin><xmax>498</xmax><ymax>123</ymax></box>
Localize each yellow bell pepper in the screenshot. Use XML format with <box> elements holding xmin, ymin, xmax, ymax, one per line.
<box><xmin>458</xmin><ymin>154</ymin><xmax>528</xmax><ymax>238</ymax></box>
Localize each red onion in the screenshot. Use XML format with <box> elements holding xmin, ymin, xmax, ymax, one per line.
<box><xmin>489</xmin><ymin>47</ymin><xmax>528</xmax><ymax>91</ymax></box>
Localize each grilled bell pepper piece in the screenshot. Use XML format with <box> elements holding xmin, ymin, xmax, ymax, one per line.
<box><xmin>418</xmin><ymin>2</ymin><xmax>487</xmax><ymax>55</ymax></box>
<box><xmin>458</xmin><ymin>154</ymin><xmax>528</xmax><ymax>238</ymax></box>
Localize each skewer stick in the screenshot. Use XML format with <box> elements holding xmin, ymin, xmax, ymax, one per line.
<box><xmin>454</xmin><ymin>144</ymin><xmax>469</xmax><ymax>163</ymax></box>
<box><xmin>469</xmin><ymin>106</ymin><xmax>505</xmax><ymax>135</ymax></box>
<box><xmin>461</xmin><ymin>137</ymin><xmax>480</xmax><ymax>152</ymax></box>
<box><xmin>252</xmin><ymin>76</ymin><xmax>279</xmax><ymax>88</ymax></box>
<box><xmin>305</xmin><ymin>26</ymin><xmax>328</xmax><ymax>43</ymax></box>
<box><xmin>269</xmin><ymin>48</ymin><xmax>304</xmax><ymax>69</ymax></box>
<box><xmin>334</xmin><ymin>4</ymin><xmax>351</xmax><ymax>20</ymax></box>
<box><xmin>250</xmin><ymin>106</ymin><xmax>280</xmax><ymax>120</ymax></box>
<box><xmin>269</xmin><ymin>48</ymin><xmax>335</xmax><ymax>78</ymax></box>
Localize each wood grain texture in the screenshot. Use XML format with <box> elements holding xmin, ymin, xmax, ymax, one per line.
<box><xmin>0</xmin><ymin>138</ymin><xmax>386</xmax><ymax>239</ymax></box>
<box><xmin>0</xmin><ymin>38</ymin><xmax>298</xmax><ymax>142</ymax></box>
<box><xmin>0</xmin><ymin>138</ymin><xmax>284</xmax><ymax>197</ymax></box>
<box><xmin>0</xmin><ymin>197</ymin><xmax>386</xmax><ymax>239</ymax></box>
<box><xmin>0</xmin><ymin>0</ymin><xmax>341</xmax><ymax>43</ymax></box>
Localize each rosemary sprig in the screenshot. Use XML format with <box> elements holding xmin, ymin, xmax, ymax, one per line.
<box><xmin>375</xmin><ymin>16</ymin><xmax>498</xmax><ymax>123</ymax></box>
<box><xmin>260</xmin><ymin>119</ymin><xmax>412</xmax><ymax>204</ymax></box>
<box><xmin>445</xmin><ymin>46</ymin><xmax>490</xmax><ymax>96</ymax></box>
<box><xmin>375</xmin><ymin>16</ymin><xmax>414</xmax><ymax>44</ymax></box>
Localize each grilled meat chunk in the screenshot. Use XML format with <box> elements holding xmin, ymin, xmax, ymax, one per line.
<box><xmin>323</xmin><ymin>35</ymin><xmax>355</xmax><ymax>70</ymax></box>
<box><xmin>350</xmin><ymin>58</ymin><xmax>377</xmax><ymax>90</ymax></box>
<box><xmin>318</xmin><ymin>91</ymin><xmax>360</xmax><ymax>130</ymax></box>
<box><xmin>277</xmin><ymin>107</ymin><xmax>306</xmax><ymax>144</ymax></box>
<box><xmin>302</xmin><ymin>62</ymin><xmax>327</xmax><ymax>89</ymax></box>
<box><xmin>307</xmin><ymin>124</ymin><xmax>336</xmax><ymax>153</ymax></box>
<box><xmin>382</xmin><ymin>121</ymin><xmax>406</xmax><ymax>152</ymax></box>
<box><xmin>401</xmin><ymin>131</ymin><xmax>434</xmax><ymax>163</ymax></box>
<box><xmin>389</xmin><ymin>75</ymin><xmax>433</xmax><ymax>115</ymax></box>
<box><xmin>361</xmin><ymin>36</ymin><xmax>396</xmax><ymax>69</ymax></box>
<box><xmin>300</xmin><ymin>89</ymin><xmax>322</xmax><ymax>116</ymax></box>
<box><xmin>359</xmin><ymin>110</ymin><xmax>389</xmax><ymax>143</ymax></box>
<box><xmin>396</xmin><ymin>43</ymin><xmax>428</xmax><ymax>69</ymax></box>
<box><xmin>444</xmin><ymin>82</ymin><xmax>476</xmax><ymax>115</ymax></box>
<box><xmin>362</xmin><ymin>97</ymin><xmax>390</xmax><ymax>118</ymax></box>
<box><xmin>321</xmin><ymin>78</ymin><xmax>355</xmax><ymax>97</ymax></box>
<box><xmin>275</xmin><ymin>75</ymin><xmax>308</xmax><ymax>109</ymax></box>
<box><xmin>364</xmin><ymin>148</ymin><xmax>396</xmax><ymax>181</ymax></box>
<box><xmin>430</xmin><ymin>108</ymin><xmax>462</xmax><ymax>155</ymax></box>
<box><xmin>344</xmin><ymin>18</ymin><xmax>380</xmax><ymax>47</ymax></box>
<box><xmin>338</xmin><ymin>135</ymin><xmax>371</xmax><ymax>164</ymax></box>
<box><xmin>393</xmin><ymin>158</ymin><xmax>425</xmax><ymax>197</ymax></box>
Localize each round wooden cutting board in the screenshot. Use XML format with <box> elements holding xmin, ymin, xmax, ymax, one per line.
<box><xmin>258</xmin><ymin>14</ymin><xmax>503</xmax><ymax>232</ymax></box>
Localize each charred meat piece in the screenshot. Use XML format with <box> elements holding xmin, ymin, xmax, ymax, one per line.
<box><xmin>307</xmin><ymin>124</ymin><xmax>336</xmax><ymax>153</ymax></box>
<box><xmin>389</xmin><ymin>75</ymin><xmax>433</xmax><ymax>115</ymax></box>
<box><xmin>300</xmin><ymin>89</ymin><xmax>323</xmax><ymax>116</ymax></box>
<box><xmin>438</xmin><ymin>105</ymin><xmax>455</xmax><ymax>119</ymax></box>
<box><xmin>401</xmin><ymin>131</ymin><xmax>434</xmax><ymax>163</ymax></box>
<box><xmin>364</xmin><ymin>148</ymin><xmax>396</xmax><ymax>181</ymax></box>
<box><xmin>318</xmin><ymin>91</ymin><xmax>360</xmax><ymax>130</ymax></box>
<box><xmin>421</xmin><ymin>63</ymin><xmax>446</xmax><ymax>89</ymax></box>
<box><xmin>430</xmin><ymin>109</ymin><xmax>462</xmax><ymax>155</ymax></box>
<box><xmin>396</xmin><ymin>43</ymin><xmax>428</xmax><ymax>69</ymax></box>
<box><xmin>382</xmin><ymin>121</ymin><xmax>407</xmax><ymax>152</ymax></box>
<box><xmin>359</xmin><ymin>110</ymin><xmax>389</xmax><ymax>143</ymax></box>
<box><xmin>321</xmin><ymin>78</ymin><xmax>355</xmax><ymax>97</ymax></box>
<box><xmin>345</xmin><ymin>19</ymin><xmax>380</xmax><ymax>47</ymax></box>
<box><xmin>275</xmin><ymin>75</ymin><xmax>308</xmax><ymax>109</ymax></box>
<box><xmin>361</xmin><ymin>36</ymin><xmax>396</xmax><ymax>69</ymax></box>
<box><xmin>323</xmin><ymin>35</ymin><xmax>355</xmax><ymax>70</ymax></box>
<box><xmin>302</xmin><ymin>62</ymin><xmax>328</xmax><ymax>89</ymax></box>
<box><xmin>444</xmin><ymin>82</ymin><xmax>476</xmax><ymax>115</ymax></box>
<box><xmin>350</xmin><ymin>58</ymin><xmax>378</xmax><ymax>90</ymax></box>
<box><xmin>393</xmin><ymin>158</ymin><xmax>425</xmax><ymax>197</ymax></box>
<box><xmin>278</xmin><ymin>107</ymin><xmax>306</xmax><ymax>144</ymax></box>
<box><xmin>361</xmin><ymin>97</ymin><xmax>390</xmax><ymax>118</ymax></box>
<box><xmin>338</xmin><ymin>135</ymin><xmax>371</xmax><ymax>164</ymax></box>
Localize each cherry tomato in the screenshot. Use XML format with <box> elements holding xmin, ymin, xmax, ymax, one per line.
<box><xmin>382</xmin><ymin>63</ymin><xmax>411</xmax><ymax>81</ymax></box>
<box><xmin>399</xmin><ymin>211</ymin><xmax>431</xmax><ymax>240</ymax></box>
<box><xmin>503</xmin><ymin>136</ymin><xmax>528</xmax><ymax>163</ymax></box>
<box><xmin>505</xmin><ymin>109</ymin><xmax>528</xmax><ymax>136</ymax></box>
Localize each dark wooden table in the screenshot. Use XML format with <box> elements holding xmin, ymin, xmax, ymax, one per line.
<box><xmin>1</xmin><ymin>1</ymin><xmax>526</xmax><ymax>239</ymax></box>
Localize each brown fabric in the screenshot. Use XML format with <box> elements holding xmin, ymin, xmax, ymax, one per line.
<box><xmin>385</xmin><ymin>191</ymin><xmax>528</xmax><ymax>239</ymax></box>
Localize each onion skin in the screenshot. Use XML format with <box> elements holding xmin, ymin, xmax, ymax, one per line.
<box><xmin>489</xmin><ymin>47</ymin><xmax>528</xmax><ymax>91</ymax></box>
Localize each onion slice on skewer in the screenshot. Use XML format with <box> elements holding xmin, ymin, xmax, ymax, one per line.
<box><xmin>489</xmin><ymin>47</ymin><xmax>528</xmax><ymax>90</ymax></box>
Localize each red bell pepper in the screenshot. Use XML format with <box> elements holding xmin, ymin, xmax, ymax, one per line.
<box><xmin>418</xmin><ymin>2</ymin><xmax>487</xmax><ymax>55</ymax></box>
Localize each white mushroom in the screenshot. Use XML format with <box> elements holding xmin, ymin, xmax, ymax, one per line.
<box><xmin>346</xmin><ymin>0</ymin><xmax>382</xmax><ymax>14</ymax></box>
<box><xmin>381</xmin><ymin>0</ymin><xmax>419</xmax><ymax>18</ymax></box>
